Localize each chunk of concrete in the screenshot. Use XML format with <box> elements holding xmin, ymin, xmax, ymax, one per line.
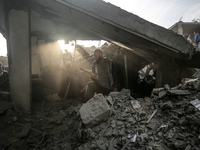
<box><xmin>174</xmin><ymin>140</ymin><xmax>187</xmax><ymax>149</ymax></box>
<box><xmin>119</xmin><ymin>89</ymin><xmax>131</xmax><ymax>96</ymax></box>
<box><xmin>161</xmin><ymin>101</ymin><xmax>173</xmax><ymax>110</ymax></box>
<box><xmin>158</xmin><ymin>90</ymin><xmax>167</xmax><ymax>99</ymax></box>
<box><xmin>190</xmin><ymin>99</ymin><xmax>200</xmax><ymax>111</ymax></box>
<box><xmin>79</xmin><ymin>94</ymin><xmax>111</xmax><ymax>126</ymax></box>
<box><xmin>19</xmin><ymin>123</ymin><xmax>31</xmax><ymax>138</ymax></box>
<box><xmin>167</xmin><ymin>90</ymin><xmax>191</xmax><ymax>95</ymax></box>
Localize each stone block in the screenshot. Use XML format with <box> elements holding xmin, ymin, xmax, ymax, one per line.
<box><xmin>79</xmin><ymin>94</ymin><xmax>111</xmax><ymax>126</ymax></box>
<box><xmin>19</xmin><ymin>123</ymin><xmax>31</xmax><ymax>138</ymax></box>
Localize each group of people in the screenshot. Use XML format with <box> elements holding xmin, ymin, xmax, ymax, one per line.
<box><xmin>185</xmin><ymin>32</ymin><xmax>200</xmax><ymax>52</ymax></box>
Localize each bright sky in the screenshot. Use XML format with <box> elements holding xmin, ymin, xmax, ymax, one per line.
<box><xmin>0</xmin><ymin>34</ymin><xmax>7</xmax><ymax>57</ymax></box>
<box><xmin>104</xmin><ymin>0</ymin><xmax>200</xmax><ymax>28</ymax></box>
<box><xmin>1</xmin><ymin>0</ymin><xmax>200</xmax><ymax>56</ymax></box>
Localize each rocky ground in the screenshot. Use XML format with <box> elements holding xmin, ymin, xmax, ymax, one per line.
<box><xmin>1</xmin><ymin>78</ymin><xmax>200</xmax><ymax>150</ymax></box>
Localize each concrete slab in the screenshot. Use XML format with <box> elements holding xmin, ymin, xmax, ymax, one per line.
<box><xmin>79</xmin><ymin>94</ymin><xmax>111</xmax><ymax>126</ymax></box>
<box><xmin>34</xmin><ymin>0</ymin><xmax>193</xmax><ymax>61</ymax></box>
<box><xmin>55</xmin><ymin>0</ymin><xmax>194</xmax><ymax>58</ymax></box>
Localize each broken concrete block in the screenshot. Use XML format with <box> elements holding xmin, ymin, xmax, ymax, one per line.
<box><xmin>158</xmin><ymin>90</ymin><xmax>167</xmax><ymax>99</ymax></box>
<box><xmin>161</xmin><ymin>101</ymin><xmax>173</xmax><ymax>110</ymax></box>
<box><xmin>116</xmin><ymin>120</ymin><xmax>124</xmax><ymax>126</ymax></box>
<box><xmin>164</xmin><ymin>129</ymin><xmax>176</xmax><ymax>139</ymax></box>
<box><xmin>79</xmin><ymin>94</ymin><xmax>111</xmax><ymax>126</ymax></box>
<box><xmin>182</xmin><ymin>78</ymin><xmax>200</xmax><ymax>91</ymax></box>
<box><xmin>110</xmin><ymin>120</ymin><xmax>116</xmax><ymax>128</ymax></box>
<box><xmin>190</xmin><ymin>99</ymin><xmax>200</xmax><ymax>111</ymax></box>
<box><xmin>56</xmin><ymin>110</ymin><xmax>67</xmax><ymax>124</ymax></box>
<box><xmin>185</xmin><ymin>145</ymin><xmax>192</xmax><ymax>150</ymax></box>
<box><xmin>152</xmin><ymin>88</ymin><xmax>164</xmax><ymax>95</ymax></box>
<box><xmin>146</xmin><ymin>118</ymin><xmax>158</xmax><ymax>129</ymax></box>
<box><xmin>119</xmin><ymin>89</ymin><xmax>131</xmax><ymax>96</ymax></box>
<box><xmin>109</xmin><ymin>91</ymin><xmax>120</xmax><ymax>97</ymax></box>
<box><xmin>174</xmin><ymin>140</ymin><xmax>187</xmax><ymax>149</ymax></box>
<box><xmin>167</xmin><ymin>89</ymin><xmax>191</xmax><ymax>95</ymax></box>
<box><xmin>164</xmin><ymin>84</ymin><xmax>170</xmax><ymax>90</ymax></box>
<box><xmin>19</xmin><ymin>123</ymin><xmax>31</xmax><ymax>138</ymax></box>
<box><xmin>130</xmin><ymin>100</ymin><xmax>141</xmax><ymax>109</ymax></box>
<box><xmin>104</xmin><ymin>127</ymin><xmax>112</xmax><ymax>137</ymax></box>
<box><xmin>127</xmin><ymin>117</ymin><xmax>137</xmax><ymax>124</ymax></box>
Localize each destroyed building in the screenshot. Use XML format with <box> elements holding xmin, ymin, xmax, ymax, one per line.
<box><xmin>0</xmin><ymin>0</ymin><xmax>200</xmax><ymax>150</ymax></box>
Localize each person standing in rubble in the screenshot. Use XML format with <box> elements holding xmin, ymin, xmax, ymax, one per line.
<box><xmin>194</xmin><ymin>31</ymin><xmax>200</xmax><ymax>52</ymax></box>
<box><xmin>187</xmin><ymin>35</ymin><xmax>192</xmax><ymax>43</ymax></box>
<box><xmin>82</xmin><ymin>49</ymin><xmax>118</xmax><ymax>102</ymax></box>
<box><xmin>0</xmin><ymin>62</ymin><xmax>4</xmax><ymax>75</ymax></box>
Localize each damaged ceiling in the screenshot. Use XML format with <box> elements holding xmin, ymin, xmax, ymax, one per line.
<box><xmin>1</xmin><ymin>0</ymin><xmax>195</xmax><ymax>63</ymax></box>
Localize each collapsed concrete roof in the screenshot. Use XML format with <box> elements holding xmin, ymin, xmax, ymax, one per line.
<box><xmin>32</xmin><ymin>0</ymin><xmax>194</xmax><ymax>62</ymax></box>
<box><xmin>1</xmin><ymin>0</ymin><xmax>193</xmax><ymax>63</ymax></box>
<box><xmin>0</xmin><ymin>0</ymin><xmax>197</xmax><ymax>113</ymax></box>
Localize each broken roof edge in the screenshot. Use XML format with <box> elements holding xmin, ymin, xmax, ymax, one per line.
<box><xmin>169</xmin><ymin>21</ymin><xmax>200</xmax><ymax>30</ymax></box>
<box><xmin>55</xmin><ymin>0</ymin><xmax>193</xmax><ymax>58</ymax></box>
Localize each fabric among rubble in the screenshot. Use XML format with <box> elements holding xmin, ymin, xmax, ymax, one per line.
<box><xmin>1</xmin><ymin>78</ymin><xmax>200</xmax><ymax>150</ymax></box>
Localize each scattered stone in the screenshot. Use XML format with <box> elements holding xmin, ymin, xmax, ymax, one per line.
<box><xmin>161</xmin><ymin>101</ymin><xmax>173</xmax><ymax>110</ymax></box>
<box><xmin>109</xmin><ymin>92</ymin><xmax>119</xmax><ymax>97</ymax></box>
<box><xmin>158</xmin><ymin>90</ymin><xmax>167</xmax><ymax>99</ymax></box>
<box><xmin>152</xmin><ymin>88</ymin><xmax>164</xmax><ymax>95</ymax></box>
<box><xmin>146</xmin><ymin>118</ymin><xmax>158</xmax><ymax>129</ymax></box>
<box><xmin>0</xmin><ymin>100</ymin><xmax>12</xmax><ymax>114</ymax></box>
<box><xmin>174</xmin><ymin>140</ymin><xmax>187</xmax><ymax>149</ymax></box>
<box><xmin>119</xmin><ymin>88</ymin><xmax>131</xmax><ymax>96</ymax></box>
<box><xmin>190</xmin><ymin>99</ymin><xmax>200</xmax><ymax>111</ymax></box>
<box><xmin>116</xmin><ymin>120</ymin><xmax>124</xmax><ymax>126</ymax></box>
<box><xmin>130</xmin><ymin>100</ymin><xmax>141</xmax><ymax>109</ymax></box>
<box><xmin>19</xmin><ymin>123</ymin><xmax>31</xmax><ymax>138</ymax></box>
<box><xmin>127</xmin><ymin>117</ymin><xmax>137</xmax><ymax>124</ymax></box>
<box><xmin>185</xmin><ymin>145</ymin><xmax>191</xmax><ymax>150</ymax></box>
<box><xmin>167</xmin><ymin>89</ymin><xmax>191</xmax><ymax>95</ymax></box>
<box><xmin>164</xmin><ymin>84</ymin><xmax>170</xmax><ymax>90</ymax></box>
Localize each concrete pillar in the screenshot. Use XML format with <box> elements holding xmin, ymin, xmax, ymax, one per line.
<box><xmin>8</xmin><ymin>9</ymin><xmax>31</xmax><ymax>112</ymax></box>
<box><xmin>31</xmin><ymin>37</ymin><xmax>42</xmax><ymax>75</ymax></box>
<box><xmin>177</xmin><ymin>22</ymin><xmax>183</xmax><ymax>36</ymax></box>
<box><xmin>156</xmin><ymin>57</ymin><xmax>180</xmax><ymax>88</ymax></box>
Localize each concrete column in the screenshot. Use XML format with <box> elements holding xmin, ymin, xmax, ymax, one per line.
<box><xmin>8</xmin><ymin>9</ymin><xmax>31</xmax><ymax>112</ymax></box>
<box><xmin>177</xmin><ymin>22</ymin><xmax>183</xmax><ymax>36</ymax></box>
<box><xmin>156</xmin><ymin>57</ymin><xmax>180</xmax><ymax>88</ymax></box>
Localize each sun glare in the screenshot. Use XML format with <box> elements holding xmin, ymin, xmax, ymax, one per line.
<box><xmin>0</xmin><ymin>33</ymin><xmax>7</xmax><ymax>56</ymax></box>
<box><xmin>58</xmin><ymin>40</ymin><xmax>75</xmax><ymax>53</ymax></box>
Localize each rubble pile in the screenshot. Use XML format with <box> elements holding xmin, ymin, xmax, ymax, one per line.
<box><xmin>77</xmin><ymin>79</ymin><xmax>200</xmax><ymax>150</ymax></box>
<box><xmin>0</xmin><ymin>99</ymin><xmax>85</xmax><ymax>150</ymax></box>
<box><xmin>1</xmin><ymin>78</ymin><xmax>200</xmax><ymax>150</ymax></box>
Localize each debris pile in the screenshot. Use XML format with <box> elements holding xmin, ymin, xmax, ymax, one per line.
<box><xmin>77</xmin><ymin>79</ymin><xmax>200</xmax><ymax>150</ymax></box>
<box><xmin>0</xmin><ymin>98</ymin><xmax>85</xmax><ymax>150</ymax></box>
<box><xmin>1</xmin><ymin>78</ymin><xmax>200</xmax><ymax>150</ymax></box>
